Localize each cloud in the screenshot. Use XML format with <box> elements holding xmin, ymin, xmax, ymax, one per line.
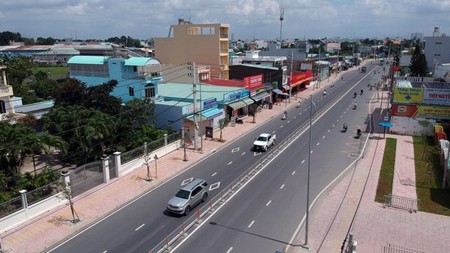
<box><xmin>0</xmin><ymin>0</ymin><xmax>449</xmax><ymax>40</ymax></box>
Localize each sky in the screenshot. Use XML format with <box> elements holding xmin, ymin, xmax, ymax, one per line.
<box><xmin>1</xmin><ymin>0</ymin><xmax>450</xmax><ymax>41</ymax></box>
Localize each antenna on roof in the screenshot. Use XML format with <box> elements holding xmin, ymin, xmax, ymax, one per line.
<box><xmin>279</xmin><ymin>8</ymin><xmax>284</xmax><ymax>43</ymax></box>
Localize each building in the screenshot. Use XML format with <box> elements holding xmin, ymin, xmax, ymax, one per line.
<box><xmin>33</xmin><ymin>47</ymin><xmax>80</xmax><ymax>66</ymax></box>
<box><xmin>424</xmin><ymin>35</ymin><xmax>450</xmax><ymax>72</ymax></box>
<box><xmin>154</xmin><ymin>19</ymin><xmax>230</xmax><ymax>79</ymax></box>
<box><xmin>390</xmin><ymin>76</ymin><xmax>450</xmax><ymax>135</ymax></box>
<box><xmin>67</xmin><ymin>56</ymin><xmax>162</xmax><ymax>103</ymax></box>
<box><xmin>0</xmin><ymin>65</ymin><xmax>15</xmax><ymax>121</ymax></box>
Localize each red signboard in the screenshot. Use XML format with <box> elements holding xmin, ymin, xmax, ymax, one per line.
<box><xmin>289</xmin><ymin>70</ymin><xmax>313</xmax><ymax>87</ymax></box>
<box><xmin>243</xmin><ymin>74</ymin><xmax>263</xmax><ymax>90</ymax></box>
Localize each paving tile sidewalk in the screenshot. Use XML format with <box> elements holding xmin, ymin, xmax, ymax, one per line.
<box><xmin>0</xmin><ymin>70</ymin><xmax>345</xmax><ymax>253</ymax></box>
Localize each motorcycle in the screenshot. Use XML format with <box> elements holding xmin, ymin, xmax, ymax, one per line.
<box><xmin>352</xmin><ymin>102</ymin><xmax>357</xmax><ymax>109</ymax></box>
<box><xmin>353</xmin><ymin>92</ymin><xmax>357</xmax><ymax>98</ymax></box>
<box><xmin>296</xmin><ymin>102</ymin><xmax>301</xmax><ymax>108</ymax></box>
<box><xmin>342</xmin><ymin>124</ymin><xmax>348</xmax><ymax>133</ymax></box>
<box><xmin>356</xmin><ymin>129</ymin><xmax>362</xmax><ymax>138</ymax></box>
<box><xmin>360</xmin><ymin>89</ymin><xmax>364</xmax><ymax>95</ymax></box>
<box><xmin>282</xmin><ymin>112</ymin><xmax>288</xmax><ymax>120</ymax></box>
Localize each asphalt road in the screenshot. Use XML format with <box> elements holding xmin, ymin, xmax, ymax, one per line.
<box><xmin>48</xmin><ymin>63</ymin><xmax>384</xmax><ymax>253</ymax></box>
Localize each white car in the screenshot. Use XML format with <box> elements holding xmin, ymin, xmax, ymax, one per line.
<box><xmin>253</xmin><ymin>133</ymin><xmax>276</xmax><ymax>152</ymax></box>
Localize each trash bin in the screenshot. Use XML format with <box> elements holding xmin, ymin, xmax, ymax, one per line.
<box><xmin>269</xmin><ymin>103</ymin><xmax>273</xmax><ymax>109</ymax></box>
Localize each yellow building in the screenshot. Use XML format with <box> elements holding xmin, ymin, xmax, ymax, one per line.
<box><xmin>154</xmin><ymin>19</ymin><xmax>230</xmax><ymax>79</ymax></box>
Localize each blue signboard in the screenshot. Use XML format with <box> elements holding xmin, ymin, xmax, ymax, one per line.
<box><xmin>203</xmin><ymin>97</ymin><xmax>218</xmax><ymax>110</ymax></box>
<box><xmin>223</xmin><ymin>89</ymin><xmax>250</xmax><ymax>103</ymax></box>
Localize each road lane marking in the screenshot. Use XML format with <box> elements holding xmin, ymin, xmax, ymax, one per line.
<box><xmin>248</xmin><ymin>220</ymin><xmax>255</xmax><ymax>228</ymax></box>
<box><xmin>226</xmin><ymin>247</ymin><xmax>233</xmax><ymax>253</ymax></box>
<box><xmin>181</xmin><ymin>178</ymin><xmax>193</xmax><ymax>186</ymax></box>
<box><xmin>241</xmin><ymin>152</ymin><xmax>246</xmax><ymax>156</ymax></box>
<box><xmin>102</xmin><ymin>251</ymin><xmax>107</xmax><ymax>253</ymax></box>
<box><xmin>310</xmin><ymin>150</ymin><xmax>313</xmax><ymax>154</ymax></box>
<box><xmin>294</xmin><ymin>116</ymin><xmax>296</xmax><ymax>119</ymax></box>
<box><xmin>328</xmin><ymin>129</ymin><xmax>331</xmax><ymax>132</ymax></box>
<box><xmin>316</xmin><ymin>142</ymin><xmax>320</xmax><ymax>146</ymax></box>
<box><xmin>287</xmin><ymin>120</ymin><xmax>290</xmax><ymax>123</ymax></box>
<box><xmin>211</xmin><ymin>172</ymin><xmax>217</xmax><ymax>177</ymax></box>
<box><xmin>135</xmin><ymin>224</ymin><xmax>145</xmax><ymax>231</ymax></box>
<box><xmin>231</xmin><ymin>147</ymin><xmax>240</xmax><ymax>153</ymax></box>
<box><xmin>292</xmin><ymin>171</ymin><xmax>296</xmax><ymax>175</ymax></box>
<box><xmin>228</xmin><ymin>161</ymin><xmax>233</xmax><ymax>165</ymax></box>
<box><xmin>323</xmin><ymin>136</ymin><xmax>325</xmax><ymax>139</ymax></box>
<box><xmin>280</xmin><ymin>125</ymin><xmax>284</xmax><ymax>128</ymax></box>
<box><xmin>209</xmin><ymin>182</ymin><xmax>220</xmax><ymax>191</ymax></box>
<box><xmin>266</xmin><ymin>200</ymin><xmax>272</xmax><ymax>206</ymax></box>
<box><xmin>301</xmin><ymin>160</ymin><xmax>305</xmax><ymax>164</ymax></box>
<box><xmin>280</xmin><ymin>184</ymin><xmax>285</xmax><ymax>189</ymax></box>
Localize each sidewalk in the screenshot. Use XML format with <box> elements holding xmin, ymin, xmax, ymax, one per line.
<box><xmin>1</xmin><ymin>73</ymin><xmax>344</xmax><ymax>253</ymax></box>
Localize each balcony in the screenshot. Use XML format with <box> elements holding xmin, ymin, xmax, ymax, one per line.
<box><xmin>0</xmin><ymin>85</ymin><xmax>13</xmax><ymax>97</ymax></box>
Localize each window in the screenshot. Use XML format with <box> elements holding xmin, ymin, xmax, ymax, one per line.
<box><xmin>129</xmin><ymin>86</ymin><xmax>134</xmax><ymax>96</ymax></box>
<box><xmin>145</xmin><ymin>86</ymin><xmax>155</xmax><ymax>98</ymax></box>
<box><xmin>434</xmin><ymin>54</ymin><xmax>441</xmax><ymax>56</ymax></box>
<box><xmin>0</xmin><ymin>100</ymin><xmax>5</xmax><ymax>114</ymax></box>
<box><xmin>436</xmin><ymin>42</ymin><xmax>442</xmax><ymax>44</ymax></box>
<box><xmin>133</xmin><ymin>66</ymin><xmax>137</xmax><ymax>72</ymax></box>
<box><xmin>191</xmin><ymin>186</ymin><xmax>201</xmax><ymax>197</ymax></box>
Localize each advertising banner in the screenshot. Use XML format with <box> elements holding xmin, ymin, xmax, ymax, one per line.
<box><xmin>391</xmin><ymin>104</ymin><xmax>450</xmax><ymax>120</ymax></box>
<box><xmin>288</xmin><ymin>70</ymin><xmax>313</xmax><ymax>87</ymax></box>
<box><xmin>223</xmin><ymin>89</ymin><xmax>250</xmax><ymax>103</ymax></box>
<box><xmin>393</xmin><ymin>87</ymin><xmax>423</xmax><ymax>104</ymax></box>
<box><xmin>243</xmin><ymin>74</ymin><xmax>263</xmax><ymax>90</ymax></box>
<box><xmin>423</xmin><ymin>88</ymin><xmax>450</xmax><ymax>106</ymax></box>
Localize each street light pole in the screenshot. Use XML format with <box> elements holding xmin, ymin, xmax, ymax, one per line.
<box><xmin>304</xmin><ymin>94</ymin><xmax>314</xmax><ymax>248</ymax></box>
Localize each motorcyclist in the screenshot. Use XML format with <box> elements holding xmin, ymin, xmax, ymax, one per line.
<box><xmin>360</xmin><ymin>89</ymin><xmax>364</xmax><ymax>95</ymax></box>
<box><xmin>353</xmin><ymin>91</ymin><xmax>357</xmax><ymax>98</ymax></box>
<box><xmin>323</xmin><ymin>89</ymin><xmax>327</xmax><ymax>96</ymax></box>
<box><xmin>283</xmin><ymin>111</ymin><xmax>287</xmax><ymax>119</ymax></box>
<box><xmin>357</xmin><ymin>129</ymin><xmax>362</xmax><ymax>136</ymax></box>
<box><xmin>343</xmin><ymin>123</ymin><xmax>348</xmax><ymax>131</ymax></box>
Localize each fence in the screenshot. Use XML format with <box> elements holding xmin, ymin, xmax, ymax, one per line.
<box><xmin>0</xmin><ymin>196</ymin><xmax>22</xmax><ymax>219</ymax></box>
<box><xmin>26</xmin><ymin>180</ymin><xmax>60</xmax><ymax>206</ymax></box>
<box><xmin>382</xmin><ymin>243</ymin><xmax>426</xmax><ymax>253</ymax></box>
<box><xmin>383</xmin><ymin>194</ymin><xmax>419</xmax><ymax>213</ymax></box>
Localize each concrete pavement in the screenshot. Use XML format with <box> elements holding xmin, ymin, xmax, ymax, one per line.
<box><xmin>2</xmin><ymin>65</ymin><xmax>449</xmax><ymax>253</ymax></box>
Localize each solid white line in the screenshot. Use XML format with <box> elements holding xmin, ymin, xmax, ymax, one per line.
<box><xmin>211</xmin><ymin>172</ymin><xmax>217</xmax><ymax>177</ymax></box>
<box><xmin>280</xmin><ymin>184</ymin><xmax>285</xmax><ymax>189</ymax></box>
<box><xmin>292</xmin><ymin>171</ymin><xmax>296</xmax><ymax>175</ymax></box>
<box><xmin>135</xmin><ymin>224</ymin><xmax>145</xmax><ymax>231</ymax></box>
<box><xmin>226</xmin><ymin>247</ymin><xmax>233</xmax><ymax>253</ymax></box>
<box><xmin>228</xmin><ymin>161</ymin><xmax>233</xmax><ymax>165</ymax></box>
<box><xmin>266</xmin><ymin>200</ymin><xmax>272</xmax><ymax>206</ymax></box>
<box><xmin>248</xmin><ymin>220</ymin><xmax>255</xmax><ymax>228</ymax></box>
<box><xmin>301</xmin><ymin>160</ymin><xmax>305</xmax><ymax>164</ymax></box>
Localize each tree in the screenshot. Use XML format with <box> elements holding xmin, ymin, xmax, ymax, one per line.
<box><xmin>409</xmin><ymin>44</ymin><xmax>428</xmax><ymax>77</ymax></box>
<box><xmin>59</xmin><ymin>176</ymin><xmax>80</xmax><ymax>224</ymax></box>
<box><xmin>42</xmin><ymin>105</ymin><xmax>116</xmax><ymax>163</ymax></box>
<box><xmin>25</xmin><ymin>132</ymin><xmax>68</xmax><ymax>174</ymax></box>
<box><xmin>0</xmin><ymin>31</ymin><xmax>22</xmax><ymax>45</ymax></box>
<box><xmin>218</xmin><ymin>118</ymin><xmax>227</xmax><ymax>142</ymax></box>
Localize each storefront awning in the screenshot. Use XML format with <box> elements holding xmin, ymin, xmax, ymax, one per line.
<box><xmin>251</xmin><ymin>92</ymin><xmax>271</xmax><ymax>102</ymax></box>
<box><xmin>242</xmin><ymin>97</ymin><xmax>254</xmax><ymax>105</ymax></box>
<box><xmin>272</xmin><ymin>88</ymin><xmax>283</xmax><ymax>94</ymax></box>
<box><xmin>186</xmin><ymin>108</ymin><xmax>223</xmax><ymax>121</ymax></box>
<box><xmin>228</xmin><ymin>100</ymin><xmax>247</xmax><ymax>110</ymax></box>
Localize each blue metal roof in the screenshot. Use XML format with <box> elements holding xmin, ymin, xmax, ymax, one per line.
<box><xmin>124</xmin><ymin>57</ymin><xmax>160</xmax><ymax>66</ymax></box>
<box><xmin>67</xmin><ymin>55</ymin><xmax>109</xmax><ymax>65</ymax></box>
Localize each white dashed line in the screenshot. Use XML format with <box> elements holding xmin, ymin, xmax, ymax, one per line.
<box><xmin>294</xmin><ymin>116</ymin><xmax>296</xmax><ymax>119</ymax></box>
<box><xmin>242</xmin><ymin>152</ymin><xmax>246</xmax><ymax>156</ymax></box>
<box><xmin>310</xmin><ymin>150</ymin><xmax>313</xmax><ymax>154</ymax></box>
<box><xmin>135</xmin><ymin>224</ymin><xmax>145</xmax><ymax>231</ymax></box>
<box><xmin>102</xmin><ymin>251</ymin><xmax>107</xmax><ymax>253</ymax></box>
<box><xmin>316</xmin><ymin>142</ymin><xmax>320</xmax><ymax>146</ymax></box>
<box><xmin>248</xmin><ymin>220</ymin><xmax>255</xmax><ymax>228</ymax></box>
<box><xmin>228</xmin><ymin>161</ymin><xmax>233</xmax><ymax>165</ymax></box>
<box><xmin>266</xmin><ymin>200</ymin><xmax>272</xmax><ymax>206</ymax></box>
<box><xmin>323</xmin><ymin>136</ymin><xmax>325</xmax><ymax>139</ymax></box>
<box><xmin>226</xmin><ymin>247</ymin><xmax>233</xmax><ymax>253</ymax></box>
<box><xmin>292</xmin><ymin>171</ymin><xmax>296</xmax><ymax>175</ymax></box>
<box><xmin>328</xmin><ymin>129</ymin><xmax>331</xmax><ymax>132</ymax></box>
<box><xmin>280</xmin><ymin>184</ymin><xmax>285</xmax><ymax>189</ymax></box>
<box><xmin>211</xmin><ymin>172</ymin><xmax>217</xmax><ymax>177</ymax></box>
<box><xmin>301</xmin><ymin>160</ymin><xmax>305</xmax><ymax>164</ymax></box>
<box><xmin>280</xmin><ymin>125</ymin><xmax>284</xmax><ymax>128</ymax></box>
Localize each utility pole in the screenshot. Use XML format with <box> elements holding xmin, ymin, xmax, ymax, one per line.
<box><xmin>289</xmin><ymin>51</ymin><xmax>293</xmax><ymax>102</ymax></box>
<box><xmin>279</xmin><ymin>8</ymin><xmax>284</xmax><ymax>43</ymax></box>
<box><xmin>192</xmin><ymin>62</ymin><xmax>198</xmax><ymax>151</ymax></box>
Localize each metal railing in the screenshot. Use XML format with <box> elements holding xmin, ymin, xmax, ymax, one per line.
<box><xmin>382</xmin><ymin>243</ymin><xmax>425</xmax><ymax>253</ymax></box>
<box><xmin>383</xmin><ymin>194</ymin><xmax>419</xmax><ymax>213</ymax></box>
<box><xmin>26</xmin><ymin>180</ymin><xmax>60</xmax><ymax>206</ymax></box>
<box><xmin>0</xmin><ymin>196</ymin><xmax>22</xmax><ymax>219</ymax></box>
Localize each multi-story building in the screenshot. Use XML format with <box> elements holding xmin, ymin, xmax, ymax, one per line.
<box><xmin>424</xmin><ymin>35</ymin><xmax>450</xmax><ymax>72</ymax></box>
<box><xmin>67</xmin><ymin>55</ymin><xmax>162</xmax><ymax>103</ymax></box>
<box><xmin>0</xmin><ymin>65</ymin><xmax>15</xmax><ymax>121</ymax></box>
<box><xmin>154</xmin><ymin>18</ymin><xmax>230</xmax><ymax>79</ymax></box>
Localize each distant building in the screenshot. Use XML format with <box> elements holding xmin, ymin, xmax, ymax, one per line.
<box><xmin>423</xmin><ymin>35</ymin><xmax>450</xmax><ymax>72</ymax></box>
<box><xmin>67</xmin><ymin>56</ymin><xmax>162</xmax><ymax>103</ymax></box>
<box><xmin>0</xmin><ymin>65</ymin><xmax>15</xmax><ymax>122</ymax></box>
<box><xmin>154</xmin><ymin>19</ymin><xmax>230</xmax><ymax>79</ymax></box>
<box><xmin>33</xmin><ymin>47</ymin><xmax>80</xmax><ymax>66</ymax></box>
<box><xmin>410</xmin><ymin>32</ymin><xmax>424</xmax><ymax>41</ymax></box>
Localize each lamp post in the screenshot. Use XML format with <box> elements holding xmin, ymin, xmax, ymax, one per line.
<box><xmin>154</xmin><ymin>154</ymin><xmax>158</xmax><ymax>178</ymax></box>
<box><xmin>300</xmin><ymin>94</ymin><xmax>315</xmax><ymax>249</ymax></box>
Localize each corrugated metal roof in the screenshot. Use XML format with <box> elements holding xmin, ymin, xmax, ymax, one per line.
<box><xmin>67</xmin><ymin>55</ymin><xmax>109</xmax><ymax>65</ymax></box>
<box><xmin>124</xmin><ymin>57</ymin><xmax>160</xmax><ymax>66</ymax></box>
<box><xmin>158</xmin><ymin>82</ymin><xmax>244</xmax><ymax>102</ymax></box>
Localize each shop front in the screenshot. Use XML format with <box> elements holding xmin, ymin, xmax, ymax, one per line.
<box><xmin>223</xmin><ymin>89</ymin><xmax>251</xmax><ymax>122</ymax></box>
<box><xmin>288</xmin><ymin>70</ymin><xmax>313</xmax><ymax>96</ymax></box>
<box><xmin>250</xmin><ymin>86</ymin><xmax>272</xmax><ymax>110</ymax></box>
<box><xmin>183</xmin><ymin>97</ymin><xmax>224</xmax><ymax>142</ymax></box>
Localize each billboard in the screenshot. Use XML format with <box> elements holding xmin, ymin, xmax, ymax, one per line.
<box><xmin>243</xmin><ymin>74</ymin><xmax>263</xmax><ymax>90</ymax></box>
<box><xmin>391</xmin><ymin>104</ymin><xmax>450</xmax><ymax>120</ymax></box>
<box><xmin>393</xmin><ymin>87</ymin><xmax>423</xmax><ymax>104</ymax></box>
<box><xmin>422</xmin><ymin>88</ymin><xmax>450</xmax><ymax>106</ymax></box>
